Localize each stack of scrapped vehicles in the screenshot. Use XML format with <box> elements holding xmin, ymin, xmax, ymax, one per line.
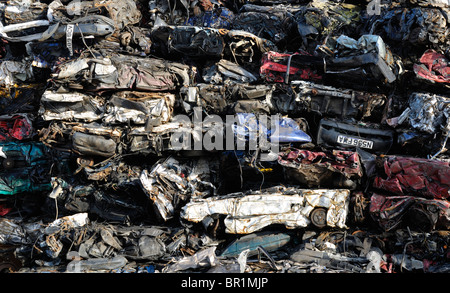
<box><xmin>0</xmin><ymin>0</ymin><xmax>449</xmax><ymax>274</ymax></box>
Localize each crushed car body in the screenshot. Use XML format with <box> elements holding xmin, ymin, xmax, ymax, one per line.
<box><xmin>180</xmin><ymin>186</ymin><xmax>350</xmax><ymax>233</ymax></box>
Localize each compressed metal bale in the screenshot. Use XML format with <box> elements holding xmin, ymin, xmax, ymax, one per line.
<box><xmin>72</xmin><ymin>132</ymin><xmax>117</xmax><ymax>157</ymax></box>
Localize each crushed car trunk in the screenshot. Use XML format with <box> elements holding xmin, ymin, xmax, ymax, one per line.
<box><xmin>316</xmin><ymin>118</ymin><xmax>395</xmax><ymax>154</ymax></box>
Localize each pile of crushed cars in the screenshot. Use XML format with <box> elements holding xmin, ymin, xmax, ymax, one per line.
<box><xmin>0</xmin><ymin>0</ymin><xmax>450</xmax><ymax>274</ymax></box>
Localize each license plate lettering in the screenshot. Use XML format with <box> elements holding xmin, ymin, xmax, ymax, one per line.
<box><xmin>337</xmin><ymin>135</ymin><xmax>373</xmax><ymax>149</ymax></box>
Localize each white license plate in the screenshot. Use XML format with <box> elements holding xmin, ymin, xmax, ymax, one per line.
<box><xmin>337</xmin><ymin>135</ymin><xmax>373</xmax><ymax>149</ymax></box>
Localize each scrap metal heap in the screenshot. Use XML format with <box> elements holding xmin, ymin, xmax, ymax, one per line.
<box><xmin>0</xmin><ymin>0</ymin><xmax>450</xmax><ymax>273</ymax></box>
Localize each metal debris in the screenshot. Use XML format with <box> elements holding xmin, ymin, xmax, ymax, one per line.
<box><xmin>0</xmin><ymin>0</ymin><xmax>449</xmax><ymax>278</ymax></box>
